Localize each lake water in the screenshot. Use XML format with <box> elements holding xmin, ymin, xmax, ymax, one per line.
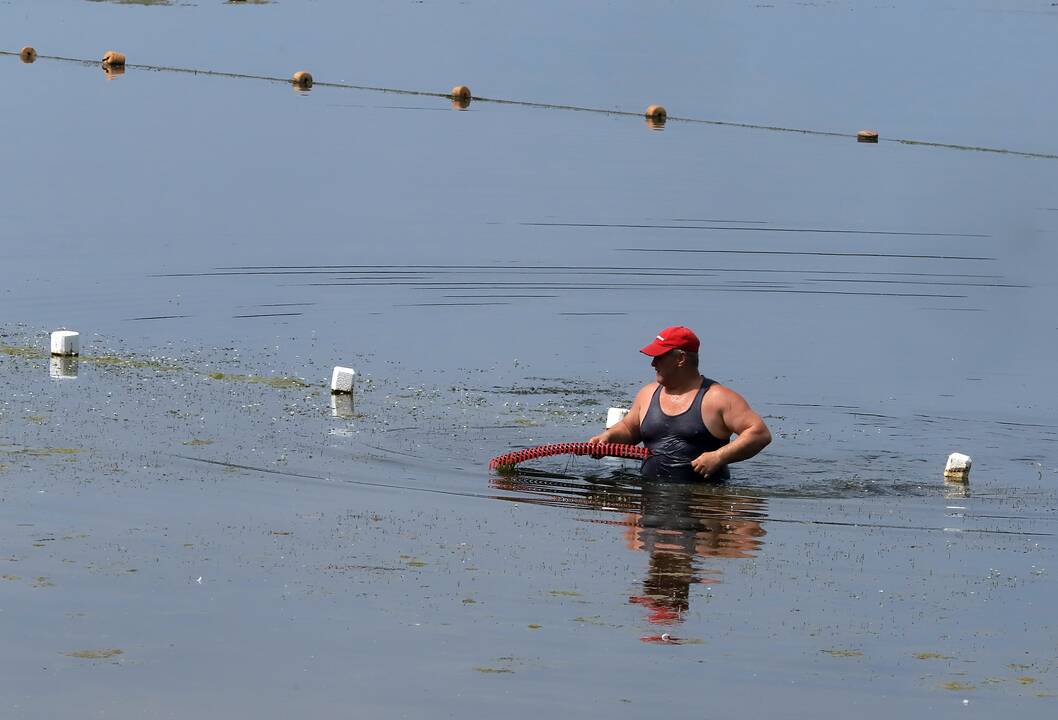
<box><xmin>2</xmin><ymin>1</ymin><xmax>1056</xmax><ymax>717</ymax></box>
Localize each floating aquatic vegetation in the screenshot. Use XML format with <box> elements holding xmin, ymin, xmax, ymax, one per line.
<box><xmin>65</xmin><ymin>649</ymin><xmax>123</xmax><ymax>660</ymax></box>
<box><xmin>915</xmin><ymin>652</ymin><xmax>955</xmax><ymax>660</ymax></box>
<box><xmin>822</xmin><ymin>649</ymin><xmax>863</xmax><ymax>657</ymax></box>
<box><xmin>182</xmin><ymin>438</ymin><xmax>213</xmax><ymax>446</ymax></box>
<box><xmin>205</xmin><ymin>372</ymin><xmax>311</xmax><ymax>389</ymax></box>
<box><xmin>940</xmin><ymin>681</ymin><xmax>975</xmax><ymax>691</ymax></box>
<box><xmin>8</xmin><ymin>447</ymin><xmax>81</xmax><ymax>457</ymax></box>
<box><xmin>0</xmin><ymin>345</ymin><xmax>44</xmax><ymax>359</ymax></box>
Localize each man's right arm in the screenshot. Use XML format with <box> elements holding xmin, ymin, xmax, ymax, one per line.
<box><xmin>588</xmin><ymin>384</ymin><xmax>652</xmax><ymax>446</ymax></box>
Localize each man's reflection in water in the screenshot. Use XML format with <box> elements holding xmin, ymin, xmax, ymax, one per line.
<box><xmin>626</xmin><ymin>481</ymin><xmax>766</xmax><ymax>625</ymax></box>
<box><xmin>490</xmin><ymin>470</ymin><xmax>767</xmax><ymax>625</ymax></box>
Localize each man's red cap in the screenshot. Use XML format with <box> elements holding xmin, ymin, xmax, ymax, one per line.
<box><xmin>640</xmin><ymin>326</ymin><xmax>700</xmax><ymax>356</ymax></box>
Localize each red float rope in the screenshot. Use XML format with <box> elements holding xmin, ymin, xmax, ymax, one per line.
<box><xmin>489</xmin><ymin>442</ymin><xmax>650</xmax><ymax>470</ymax></box>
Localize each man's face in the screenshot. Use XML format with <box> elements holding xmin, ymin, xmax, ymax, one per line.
<box><xmin>650</xmin><ymin>350</ymin><xmax>680</xmax><ymax>384</ymax></box>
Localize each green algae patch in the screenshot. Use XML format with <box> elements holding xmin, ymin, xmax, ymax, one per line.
<box><xmin>400</xmin><ymin>556</ymin><xmax>427</xmax><ymax>568</ymax></box>
<box><xmin>1017</xmin><ymin>676</ymin><xmax>1037</xmax><ymax>685</ymax></box>
<box><xmin>17</xmin><ymin>447</ymin><xmax>81</xmax><ymax>457</ymax></box>
<box><xmin>528</xmin><ymin>624</ymin><xmax>542</xmax><ymax>629</ymax></box>
<box><xmin>23</xmin><ymin>415</ymin><xmax>48</xmax><ymax>424</ymax></box>
<box><xmin>204</xmin><ymin>372</ymin><xmax>311</xmax><ymax>389</ymax></box>
<box><xmin>822</xmin><ymin>649</ymin><xmax>863</xmax><ymax>658</ymax></box>
<box><xmin>549</xmin><ymin>590</ymin><xmax>581</xmax><ymax>597</ymax></box>
<box><xmin>1</xmin><ymin>345</ymin><xmax>45</xmax><ymax>359</ymax></box>
<box><xmin>915</xmin><ymin>652</ymin><xmax>955</xmax><ymax>660</ymax></box>
<box><xmin>462</xmin><ymin>598</ymin><xmax>477</xmax><ymax>604</ymax></box>
<box><xmin>66</xmin><ymin>648</ymin><xmax>123</xmax><ymax>660</ymax></box>
<box><xmin>183</xmin><ymin>438</ymin><xmax>214</xmax><ymax>446</ymax></box>
<box><xmin>572</xmin><ymin>616</ymin><xmax>622</xmax><ymax>628</ymax></box>
<box><xmin>474</xmin><ymin>667</ymin><xmax>514</xmax><ymax>674</ymax></box>
<box><xmin>32</xmin><ymin>577</ymin><xmax>55</xmax><ymax>588</ymax></box>
<box><xmin>940</xmin><ymin>681</ymin><xmax>975</xmax><ymax>691</ymax></box>
<box><xmin>1</xmin><ymin>575</ymin><xmax>18</xmax><ymax>581</ymax></box>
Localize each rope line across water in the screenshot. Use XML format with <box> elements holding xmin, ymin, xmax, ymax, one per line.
<box><xmin>3</xmin><ymin>50</ymin><xmax>1056</xmax><ymax>161</ymax></box>
<box><xmin>489</xmin><ymin>442</ymin><xmax>650</xmax><ymax>470</ymax></box>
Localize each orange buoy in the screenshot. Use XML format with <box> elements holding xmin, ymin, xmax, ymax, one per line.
<box><xmin>101</xmin><ymin>50</ymin><xmax>126</xmax><ymax>67</ymax></box>
<box><xmin>20</xmin><ymin>46</ymin><xmax>37</xmax><ymax>63</ymax></box>
<box><xmin>292</xmin><ymin>70</ymin><xmax>313</xmax><ymax>89</ymax></box>
<box><xmin>645</xmin><ymin>104</ymin><xmax>667</xmax><ymax>121</ymax></box>
<box><xmin>451</xmin><ymin>85</ymin><xmax>472</xmax><ymax>102</ymax></box>
<box><xmin>645</xmin><ymin>114</ymin><xmax>666</xmax><ymax>130</ymax></box>
<box><xmin>857</xmin><ymin>129</ymin><xmax>879</xmax><ymax>143</ymax></box>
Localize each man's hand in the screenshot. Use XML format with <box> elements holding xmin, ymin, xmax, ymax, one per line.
<box><xmin>587</xmin><ymin>432</ymin><xmax>608</xmax><ymax>457</ymax></box>
<box><xmin>691</xmin><ymin>450</ymin><xmax>725</xmax><ymax>479</ymax></box>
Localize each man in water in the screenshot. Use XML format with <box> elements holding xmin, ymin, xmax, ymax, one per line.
<box><xmin>588</xmin><ymin>326</ymin><xmax>771</xmax><ymax>481</ymax></box>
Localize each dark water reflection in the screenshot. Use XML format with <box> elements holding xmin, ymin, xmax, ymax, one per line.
<box><xmin>492</xmin><ymin>471</ymin><xmax>766</xmax><ymax>625</ymax></box>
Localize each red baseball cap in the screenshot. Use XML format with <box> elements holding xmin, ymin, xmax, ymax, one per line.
<box><xmin>640</xmin><ymin>326</ymin><xmax>700</xmax><ymax>356</ymax></box>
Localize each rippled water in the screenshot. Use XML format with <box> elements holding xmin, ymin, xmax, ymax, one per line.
<box><xmin>2</xmin><ymin>1</ymin><xmax>1057</xmax><ymax>717</ymax></box>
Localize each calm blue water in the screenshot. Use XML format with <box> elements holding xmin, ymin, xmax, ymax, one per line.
<box><xmin>2</xmin><ymin>1</ymin><xmax>1056</xmax><ymax>717</ymax></box>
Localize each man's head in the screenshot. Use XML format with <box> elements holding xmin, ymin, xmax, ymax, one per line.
<box><xmin>640</xmin><ymin>326</ymin><xmax>700</xmax><ymax>357</ymax></box>
<box><xmin>640</xmin><ymin>326</ymin><xmax>701</xmax><ymax>386</ymax></box>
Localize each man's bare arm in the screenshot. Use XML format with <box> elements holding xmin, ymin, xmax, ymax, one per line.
<box><xmin>691</xmin><ymin>386</ymin><xmax>771</xmax><ymax>478</ymax></box>
<box><xmin>588</xmin><ymin>384</ymin><xmax>653</xmax><ymax>445</ymax></box>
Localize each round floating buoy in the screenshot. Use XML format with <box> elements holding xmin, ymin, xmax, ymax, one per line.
<box><xmin>451</xmin><ymin>85</ymin><xmax>472</xmax><ymax>102</ymax></box>
<box><xmin>20</xmin><ymin>46</ymin><xmax>37</xmax><ymax>63</ymax></box>
<box><xmin>292</xmin><ymin>70</ymin><xmax>313</xmax><ymax>89</ymax></box>
<box><xmin>857</xmin><ymin>129</ymin><xmax>879</xmax><ymax>143</ymax></box>
<box><xmin>645</xmin><ymin>104</ymin><xmax>667</xmax><ymax>121</ymax></box>
<box><xmin>102</xmin><ymin>50</ymin><xmax>126</xmax><ymax>67</ymax></box>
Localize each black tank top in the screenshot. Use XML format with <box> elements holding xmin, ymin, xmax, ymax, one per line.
<box><xmin>640</xmin><ymin>378</ymin><xmax>730</xmax><ymax>482</ymax></box>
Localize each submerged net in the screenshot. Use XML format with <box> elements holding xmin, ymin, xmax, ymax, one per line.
<box><xmin>488</xmin><ymin>442</ymin><xmax>650</xmax><ymax>470</ymax></box>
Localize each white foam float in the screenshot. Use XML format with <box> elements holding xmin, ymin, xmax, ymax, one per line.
<box><xmin>50</xmin><ymin>330</ymin><xmax>80</xmax><ymax>357</ymax></box>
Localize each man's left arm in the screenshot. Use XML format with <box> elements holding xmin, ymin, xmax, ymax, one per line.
<box><xmin>690</xmin><ymin>388</ymin><xmax>772</xmax><ymax>479</ymax></box>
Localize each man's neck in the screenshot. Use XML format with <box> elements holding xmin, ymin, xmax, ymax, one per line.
<box><xmin>661</xmin><ymin>372</ymin><xmax>703</xmax><ymax>396</ymax></box>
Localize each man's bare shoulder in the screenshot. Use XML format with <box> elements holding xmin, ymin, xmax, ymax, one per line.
<box><xmin>634</xmin><ymin>382</ymin><xmax>660</xmax><ymax>400</ymax></box>
<box><xmin>629</xmin><ymin>382</ymin><xmax>658</xmax><ymax>416</ymax></box>
<box><xmin>703</xmin><ymin>382</ymin><xmax>749</xmax><ymax>409</ymax></box>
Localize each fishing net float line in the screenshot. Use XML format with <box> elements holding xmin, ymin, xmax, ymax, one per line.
<box><xmin>4</xmin><ymin>48</ymin><xmax>1056</xmax><ymax>161</ymax></box>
